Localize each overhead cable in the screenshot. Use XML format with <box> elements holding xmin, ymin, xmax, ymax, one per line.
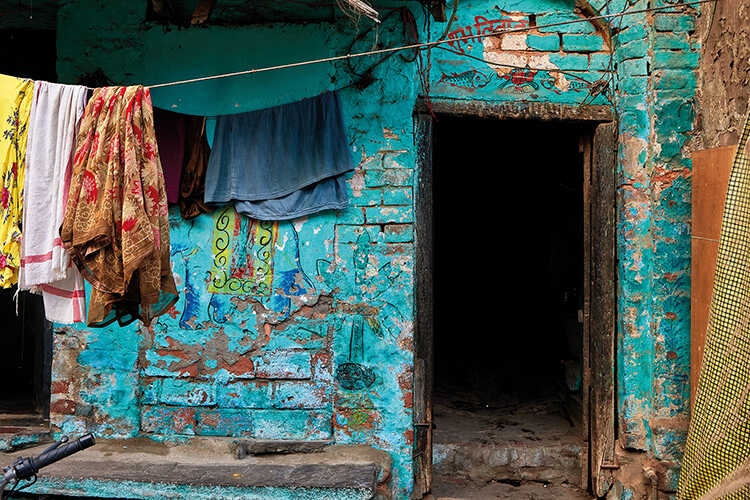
<box><xmin>146</xmin><ymin>0</ymin><xmax>713</xmax><ymax>89</ymax></box>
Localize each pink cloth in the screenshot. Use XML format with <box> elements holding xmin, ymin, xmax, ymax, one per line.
<box><xmin>154</xmin><ymin>107</ymin><xmax>186</xmax><ymax>204</ymax></box>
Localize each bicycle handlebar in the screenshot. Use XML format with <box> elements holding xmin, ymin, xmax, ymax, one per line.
<box><xmin>13</xmin><ymin>433</ymin><xmax>95</xmax><ymax>480</ymax></box>
<box><xmin>0</xmin><ymin>433</ymin><xmax>95</xmax><ymax>496</ymax></box>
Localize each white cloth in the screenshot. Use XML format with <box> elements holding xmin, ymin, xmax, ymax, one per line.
<box><xmin>19</xmin><ymin>81</ymin><xmax>87</xmax><ymax>324</ymax></box>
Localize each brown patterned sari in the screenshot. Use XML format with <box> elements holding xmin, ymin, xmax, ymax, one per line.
<box><xmin>61</xmin><ymin>86</ymin><xmax>177</xmax><ymax>327</ymax></box>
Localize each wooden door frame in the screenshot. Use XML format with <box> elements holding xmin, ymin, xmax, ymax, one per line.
<box><xmin>412</xmin><ymin>99</ymin><xmax>616</xmax><ymax>498</ymax></box>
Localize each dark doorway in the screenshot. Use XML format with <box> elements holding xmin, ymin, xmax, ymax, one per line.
<box><xmin>0</xmin><ymin>29</ymin><xmax>57</xmax><ymax>82</ymax></box>
<box><xmin>0</xmin><ymin>27</ymin><xmax>57</xmax><ymax>439</ymax></box>
<box><xmin>429</xmin><ymin>116</ymin><xmax>590</xmax><ymax>488</ymax></box>
<box><xmin>0</xmin><ymin>291</ymin><xmax>51</xmax><ymax>417</ymax></box>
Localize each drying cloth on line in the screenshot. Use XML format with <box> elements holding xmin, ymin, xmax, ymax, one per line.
<box><xmin>678</xmin><ymin>112</ymin><xmax>750</xmax><ymax>499</ymax></box>
<box><xmin>178</xmin><ymin>113</ymin><xmax>211</xmax><ymax>219</ymax></box>
<box><xmin>234</xmin><ymin>173</ymin><xmax>349</xmax><ymax>221</ymax></box>
<box><xmin>154</xmin><ymin>107</ymin><xmax>186</xmax><ymax>204</ymax></box>
<box><xmin>154</xmin><ymin>107</ymin><xmax>211</xmax><ymax>219</ymax></box>
<box><xmin>204</xmin><ymin>91</ymin><xmax>353</xmax><ymax>219</ymax></box>
<box><xmin>61</xmin><ymin>86</ymin><xmax>177</xmax><ymax>327</ymax></box>
<box><xmin>20</xmin><ymin>81</ymin><xmax>87</xmax><ymax>324</ymax></box>
<box><xmin>0</xmin><ymin>74</ymin><xmax>33</xmax><ymax>288</ymax></box>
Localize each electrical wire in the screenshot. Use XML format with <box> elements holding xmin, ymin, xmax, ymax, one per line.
<box><xmin>145</xmin><ymin>0</ymin><xmax>714</xmax><ymax>89</ymax></box>
<box><xmin>437</xmin><ymin>0</ymin><xmax>459</xmax><ymax>41</ymax></box>
<box><xmin>344</xmin><ymin>7</ymin><xmax>416</xmax><ymax>85</ymax></box>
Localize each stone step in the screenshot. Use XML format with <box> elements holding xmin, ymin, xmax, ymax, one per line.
<box><xmin>1</xmin><ymin>437</ymin><xmax>392</xmax><ymax>499</ymax></box>
<box><xmin>0</xmin><ymin>413</ymin><xmax>51</xmax><ymax>451</ymax></box>
<box><xmin>433</xmin><ymin>440</ymin><xmax>583</xmax><ymax>484</ymax></box>
<box><xmin>431</xmin><ymin>396</ymin><xmax>584</xmax><ymax>486</ymax></box>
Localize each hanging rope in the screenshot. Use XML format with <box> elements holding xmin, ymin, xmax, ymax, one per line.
<box><xmin>145</xmin><ymin>0</ymin><xmax>712</xmax><ymax>89</ymax></box>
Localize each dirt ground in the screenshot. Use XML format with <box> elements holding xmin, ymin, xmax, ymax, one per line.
<box><xmin>432</xmin><ymin>392</ymin><xmax>581</xmax><ymax>447</ymax></box>
<box><xmin>427</xmin><ymin>475</ymin><xmax>594</xmax><ymax>499</ymax></box>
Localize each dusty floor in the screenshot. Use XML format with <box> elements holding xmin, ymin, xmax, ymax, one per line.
<box><xmin>432</xmin><ymin>390</ymin><xmax>583</xmax><ymax>486</ymax></box>
<box><xmin>432</xmin><ymin>390</ymin><xmax>580</xmax><ymax>446</ymax></box>
<box><xmin>427</xmin><ymin>475</ymin><xmax>593</xmax><ymax>499</ymax></box>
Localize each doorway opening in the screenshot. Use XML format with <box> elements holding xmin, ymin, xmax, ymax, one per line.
<box><xmin>430</xmin><ymin>116</ymin><xmax>591</xmax><ymax>491</ymax></box>
<box><xmin>0</xmin><ymin>292</ymin><xmax>51</xmax><ymax>422</ymax></box>
<box><xmin>0</xmin><ymin>27</ymin><xmax>57</xmax><ymax>447</ymax></box>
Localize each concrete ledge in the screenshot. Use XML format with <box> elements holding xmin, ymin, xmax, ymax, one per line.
<box><xmin>32</xmin><ymin>461</ymin><xmax>378</xmax><ymax>489</ymax></box>
<box><xmin>2</xmin><ymin>438</ymin><xmax>392</xmax><ymax>497</ymax></box>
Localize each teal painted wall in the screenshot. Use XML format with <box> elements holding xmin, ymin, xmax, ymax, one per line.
<box><xmin>49</xmin><ymin>0</ymin><xmax>700</xmax><ymax>497</ymax></box>
<box><xmin>54</xmin><ymin>2</ymin><xmax>421</xmax><ymax>497</ymax></box>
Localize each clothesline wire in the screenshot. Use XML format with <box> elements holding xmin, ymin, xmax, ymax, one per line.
<box><xmin>145</xmin><ymin>0</ymin><xmax>713</xmax><ymax>90</ymax></box>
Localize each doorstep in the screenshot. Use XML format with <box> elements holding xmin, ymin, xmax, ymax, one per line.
<box><xmin>1</xmin><ymin>437</ymin><xmax>393</xmax><ymax>499</ymax></box>
<box><xmin>0</xmin><ymin>413</ymin><xmax>51</xmax><ymax>451</ymax></box>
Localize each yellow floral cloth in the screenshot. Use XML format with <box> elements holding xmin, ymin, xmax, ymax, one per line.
<box><xmin>0</xmin><ymin>75</ymin><xmax>33</xmax><ymax>288</ymax></box>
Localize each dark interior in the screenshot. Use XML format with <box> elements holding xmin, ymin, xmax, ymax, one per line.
<box><xmin>432</xmin><ymin>116</ymin><xmax>586</xmax><ymax>419</ymax></box>
<box><xmin>0</xmin><ymin>290</ymin><xmax>49</xmax><ymax>415</ymax></box>
<box><xmin>0</xmin><ymin>28</ymin><xmax>56</xmax><ymax>419</ymax></box>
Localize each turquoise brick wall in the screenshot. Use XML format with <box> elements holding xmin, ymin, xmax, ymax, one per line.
<box><xmin>47</xmin><ymin>0</ymin><xmax>701</xmax><ymax>497</ymax></box>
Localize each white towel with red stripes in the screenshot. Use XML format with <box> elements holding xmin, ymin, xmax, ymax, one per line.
<box><xmin>19</xmin><ymin>81</ymin><xmax>87</xmax><ymax>324</ymax></box>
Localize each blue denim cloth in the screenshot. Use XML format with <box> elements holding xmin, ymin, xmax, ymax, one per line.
<box><xmin>234</xmin><ymin>173</ymin><xmax>349</xmax><ymax>221</ymax></box>
<box><xmin>205</xmin><ymin>91</ymin><xmax>353</xmax><ymax>220</ymax></box>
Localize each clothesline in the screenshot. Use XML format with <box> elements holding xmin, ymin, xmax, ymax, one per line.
<box><xmin>142</xmin><ymin>0</ymin><xmax>714</xmax><ymax>89</ymax></box>
<box><xmin>1</xmin><ymin>77</ymin><xmax>358</xmax><ymax>327</ymax></box>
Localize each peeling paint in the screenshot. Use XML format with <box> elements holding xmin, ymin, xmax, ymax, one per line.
<box><xmin>43</xmin><ymin>0</ymin><xmax>702</xmax><ymax>497</ymax></box>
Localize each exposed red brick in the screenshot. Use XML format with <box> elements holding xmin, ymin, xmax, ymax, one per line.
<box><xmin>51</xmin><ymin>399</ymin><xmax>76</xmax><ymax>415</ymax></box>
<box><xmin>221</xmin><ymin>356</ymin><xmax>255</xmax><ymax>377</ymax></box>
<box><xmin>403</xmin><ymin>429</ymin><xmax>414</xmax><ymax>445</ymax></box>
<box><xmin>51</xmin><ymin>380</ymin><xmax>70</xmax><ymax>394</ymax></box>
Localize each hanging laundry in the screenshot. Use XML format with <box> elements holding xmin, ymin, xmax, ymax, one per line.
<box><xmin>20</xmin><ymin>81</ymin><xmax>87</xmax><ymax>324</ymax></box>
<box><xmin>204</xmin><ymin>91</ymin><xmax>353</xmax><ymax>220</ymax></box>
<box><xmin>153</xmin><ymin>107</ymin><xmax>211</xmax><ymax>219</ymax></box>
<box><xmin>61</xmin><ymin>86</ymin><xmax>177</xmax><ymax>327</ymax></box>
<box><xmin>233</xmin><ymin>175</ymin><xmax>349</xmax><ymax>221</ymax></box>
<box><xmin>178</xmin><ymin>114</ymin><xmax>211</xmax><ymax>220</ymax></box>
<box><xmin>153</xmin><ymin>107</ymin><xmax>186</xmax><ymax>204</ymax></box>
<box><xmin>0</xmin><ymin>75</ymin><xmax>33</xmax><ymax>288</ymax></box>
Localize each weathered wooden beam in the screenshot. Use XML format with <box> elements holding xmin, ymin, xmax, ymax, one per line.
<box><xmin>416</xmin><ymin>99</ymin><xmax>614</xmax><ymax>122</ymax></box>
